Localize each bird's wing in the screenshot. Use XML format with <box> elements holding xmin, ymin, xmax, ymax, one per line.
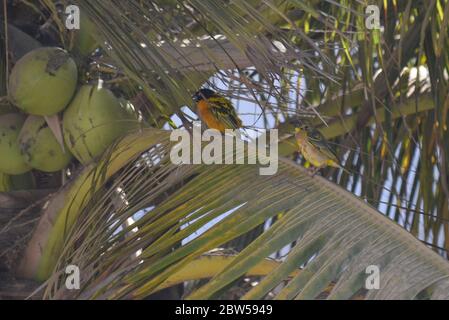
<box><xmin>207</xmin><ymin>96</ymin><xmax>243</xmax><ymax>129</ymax></box>
<box><xmin>307</xmin><ymin>128</ymin><xmax>340</xmax><ymax>163</ymax></box>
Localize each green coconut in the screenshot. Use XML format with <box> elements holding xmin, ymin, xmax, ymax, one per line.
<box><xmin>8</xmin><ymin>47</ymin><xmax>78</xmax><ymax>116</ymax></box>
<box><xmin>0</xmin><ymin>172</ymin><xmax>10</xmax><ymax>192</ymax></box>
<box><xmin>73</xmin><ymin>12</ymin><xmax>99</xmax><ymax>56</ymax></box>
<box><xmin>0</xmin><ymin>170</ymin><xmax>35</xmax><ymax>192</ymax></box>
<box><xmin>0</xmin><ymin>114</ymin><xmax>32</xmax><ymax>174</ymax></box>
<box><xmin>63</xmin><ymin>85</ymin><xmax>141</xmax><ymax>164</ymax></box>
<box><xmin>18</xmin><ymin>115</ymin><xmax>73</xmax><ymax>172</ymax></box>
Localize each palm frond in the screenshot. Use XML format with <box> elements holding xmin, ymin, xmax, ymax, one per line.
<box><xmin>18</xmin><ymin>129</ymin><xmax>449</xmax><ymax>300</ymax></box>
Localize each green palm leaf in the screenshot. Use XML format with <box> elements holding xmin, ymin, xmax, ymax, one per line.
<box><xmin>19</xmin><ymin>129</ymin><xmax>449</xmax><ymax>300</ymax></box>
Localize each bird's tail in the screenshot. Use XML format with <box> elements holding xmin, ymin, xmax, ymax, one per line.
<box><xmin>329</xmin><ymin>160</ymin><xmax>352</xmax><ymax>175</ymax></box>
<box><xmin>337</xmin><ymin>164</ymin><xmax>352</xmax><ymax>175</ymax></box>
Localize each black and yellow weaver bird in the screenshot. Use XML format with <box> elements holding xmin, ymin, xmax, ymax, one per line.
<box><xmin>193</xmin><ymin>88</ymin><xmax>243</xmax><ymax>133</ymax></box>
<box><xmin>294</xmin><ymin>122</ymin><xmax>344</xmax><ymax>174</ymax></box>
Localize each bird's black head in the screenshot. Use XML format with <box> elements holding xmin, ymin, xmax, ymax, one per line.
<box><xmin>193</xmin><ymin>88</ymin><xmax>216</xmax><ymax>102</ymax></box>
<box><xmin>289</xmin><ymin>118</ymin><xmax>312</xmax><ymax>132</ymax></box>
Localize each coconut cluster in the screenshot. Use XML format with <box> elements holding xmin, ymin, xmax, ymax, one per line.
<box><xmin>0</xmin><ymin>46</ymin><xmax>141</xmax><ymax>179</ymax></box>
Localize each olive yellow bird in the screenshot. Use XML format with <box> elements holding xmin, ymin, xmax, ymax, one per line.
<box><xmin>294</xmin><ymin>122</ymin><xmax>343</xmax><ymax>174</ymax></box>
<box><xmin>193</xmin><ymin>88</ymin><xmax>242</xmax><ymax>133</ymax></box>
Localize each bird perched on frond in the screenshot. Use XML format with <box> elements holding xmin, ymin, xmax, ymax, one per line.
<box><xmin>193</xmin><ymin>88</ymin><xmax>243</xmax><ymax>133</ymax></box>
<box><xmin>294</xmin><ymin>121</ymin><xmax>344</xmax><ymax>175</ymax></box>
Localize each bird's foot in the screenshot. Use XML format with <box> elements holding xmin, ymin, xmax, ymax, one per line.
<box><xmin>307</xmin><ymin>167</ymin><xmax>320</xmax><ymax>177</ymax></box>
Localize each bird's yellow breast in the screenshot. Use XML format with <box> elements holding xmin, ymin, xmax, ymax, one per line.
<box><xmin>197</xmin><ymin>100</ymin><xmax>226</xmax><ymax>132</ymax></box>
<box><xmin>299</xmin><ymin>143</ymin><xmax>329</xmax><ymax>168</ymax></box>
<box><xmin>295</xmin><ymin>130</ymin><xmax>338</xmax><ymax>168</ymax></box>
